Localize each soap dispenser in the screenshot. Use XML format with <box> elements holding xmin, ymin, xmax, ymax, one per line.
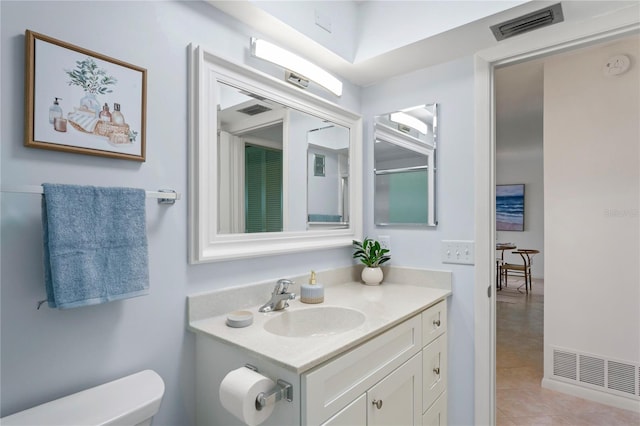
<box><xmin>99</xmin><ymin>103</ymin><xmax>112</xmax><ymax>122</ymax></box>
<box><xmin>300</xmin><ymin>270</ymin><xmax>324</xmax><ymax>304</ymax></box>
<box><xmin>111</xmin><ymin>103</ymin><xmax>125</xmax><ymax>125</ymax></box>
<box><xmin>49</xmin><ymin>97</ymin><xmax>63</xmax><ymax>124</ymax></box>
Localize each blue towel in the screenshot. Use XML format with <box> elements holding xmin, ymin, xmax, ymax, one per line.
<box><xmin>42</xmin><ymin>184</ymin><xmax>149</xmax><ymax>309</ymax></box>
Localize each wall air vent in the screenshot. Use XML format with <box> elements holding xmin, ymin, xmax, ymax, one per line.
<box><xmin>237</xmin><ymin>104</ymin><xmax>272</xmax><ymax>116</ymax></box>
<box><xmin>579</xmin><ymin>355</ymin><xmax>605</xmax><ymax>387</ymax></box>
<box><xmin>608</xmin><ymin>361</ymin><xmax>636</xmax><ymax>395</ymax></box>
<box><xmin>491</xmin><ymin>3</ymin><xmax>564</xmax><ymax>41</ymax></box>
<box><xmin>551</xmin><ymin>347</ymin><xmax>640</xmax><ymax>400</ymax></box>
<box><xmin>553</xmin><ymin>349</ymin><xmax>577</xmax><ymax>380</ymax></box>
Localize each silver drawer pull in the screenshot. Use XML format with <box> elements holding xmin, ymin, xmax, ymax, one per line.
<box><xmin>433</xmin><ymin>319</ymin><xmax>441</xmax><ymax>327</ymax></box>
<box><xmin>372</xmin><ymin>399</ymin><xmax>383</xmax><ymax>409</ymax></box>
<box><xmin>433</xmin><ymin>367</ymin><xmax>440</xmax><ymax>375</ymax></box>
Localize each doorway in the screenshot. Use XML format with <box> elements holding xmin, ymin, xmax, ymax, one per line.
<box><xmin>474</xmin><ymin>26</ymin><xmax>640</xmax><ymax>425</ymax></box>
<box><xmin>494</xmin><ymin>55</ymin><xmax>546</xmax><ymax>421</ymax></box>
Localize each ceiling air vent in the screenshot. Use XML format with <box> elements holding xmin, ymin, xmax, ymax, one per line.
<box><xmin>491</xmin><ymin>3</ymin><xmax>564</xmax><ymax>41</ymax></box>
<box><xmin>237</xmin><ymin>104</ymin><xmax>272</xmax><ymax>116</ymax></box>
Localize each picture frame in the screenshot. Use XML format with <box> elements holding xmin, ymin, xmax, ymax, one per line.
<box><xmin>25</xmin><ymin>30</ymin><xmax>147</xmax><ymax>162</ymax></box>
<box><xmin>496</xmin><ymin>184</ymin><xmax>525</xmax><ymax>231</ymax></box>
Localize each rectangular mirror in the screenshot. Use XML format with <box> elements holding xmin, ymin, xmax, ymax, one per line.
<box><xmin>217</xmin><ymin>83</ymin><xmax>351</xmax><ymax>234</ymax></box>
<box><xmin>189</xmin><ymin>45</ymin><xmax>362</xmax><ymax>262</ymax></box>
<box><xmin>374</xmin><ymin>104</ymin><xmax>437</xmax><ymax>227</ymax></box>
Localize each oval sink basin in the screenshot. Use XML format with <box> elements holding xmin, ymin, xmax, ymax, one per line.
<box><xmin>264</xmin><ymin>307</ymin><xmax>366</xmax><ymax>337</ymax></box>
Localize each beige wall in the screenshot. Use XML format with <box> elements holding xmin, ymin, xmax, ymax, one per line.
<box><xmin>543</xmin><ymin>34</ymin><xmax>639</xmax><ymax>385</ymax></box>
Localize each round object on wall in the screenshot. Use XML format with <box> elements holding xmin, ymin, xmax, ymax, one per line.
<box><xmin>603</xmin><ymin>54</ymin><xmax>631</xmax><ymax>76</ymax></box>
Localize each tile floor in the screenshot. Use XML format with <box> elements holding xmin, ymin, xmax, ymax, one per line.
<box><xmin>496</xmin><ymin>278</ymin><xmax>640</xmax><ymax>425</ymax></box>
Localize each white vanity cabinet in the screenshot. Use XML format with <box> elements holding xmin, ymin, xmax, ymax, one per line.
<box><xmin>188</xmin><ymin>273</ymin><xmax>452</xmax><ymax>426</ymax></box>
<box><xmin>304</xmin><ymin>300</ymin><xmax>449</xmax><ymax>426</ymax></box>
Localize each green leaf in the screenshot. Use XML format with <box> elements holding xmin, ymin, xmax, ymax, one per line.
<box><xmin>352</xmin><ymin>237</ymin><xmax>391</xmax><ymax>267</ymax></box>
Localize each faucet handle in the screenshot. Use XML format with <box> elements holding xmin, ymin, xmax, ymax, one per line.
<box><xmin>276</xmin><ymin>278</ymin><xmax>293</xmax><ymax>294</ymax></box>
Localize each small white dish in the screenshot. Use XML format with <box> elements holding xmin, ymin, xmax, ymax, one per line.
<box><xmin>226</xmin><ymin>310</ymin><xmax>254</xmax><ymax>328</ymax></box>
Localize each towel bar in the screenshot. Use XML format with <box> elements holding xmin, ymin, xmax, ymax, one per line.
<box><xmin>1</xmin><ymin>185</ymin><xmax>181</xmax><ymax>204</ymax></box>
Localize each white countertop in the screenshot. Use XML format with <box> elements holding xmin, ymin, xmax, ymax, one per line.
<box><xmin>188</xmin><ymin>280</ymin><xmax>451</xmax><ymax>373</ymax></box>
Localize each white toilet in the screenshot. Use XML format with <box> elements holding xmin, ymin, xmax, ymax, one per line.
<box><xmin>1</xmin><ymin>370</ymin><xmax>165</xmax><ymax>426</ymax></box>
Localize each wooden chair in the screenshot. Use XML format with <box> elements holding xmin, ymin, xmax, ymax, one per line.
<box><xmin>501</xmin><ymin>249</ymin><xmax>539</xmax><ymax>294</ymax></box>
<box><xmin>496</xmin><ymin>243</ymin><xmax>516</xmax><ymax>290</ymax></box>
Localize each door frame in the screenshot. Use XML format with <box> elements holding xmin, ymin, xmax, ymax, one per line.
<box><xmin>473</xmin><ymin>12</ymin><xmax>640</xmax><ymax>425</ymax></box>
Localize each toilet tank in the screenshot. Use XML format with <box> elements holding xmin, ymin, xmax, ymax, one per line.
<box><xmin>1</xmin><ymin>370</ymin><xmax>165</xmax><ymax>426</ymax></box>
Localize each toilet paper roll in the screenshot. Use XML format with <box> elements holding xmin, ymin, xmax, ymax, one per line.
<box><xmin>219</xmin><ymin>367</ymin><xmax>275</xmax><ymax>426</ymax></box>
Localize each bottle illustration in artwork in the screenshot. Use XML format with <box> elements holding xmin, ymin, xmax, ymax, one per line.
<box><xmin>49</xmin><ymin>97</ymin><xmax>63</xmax><ymax>124</ymax></box>
<box><xmin>111</xmin><ymin>103</ymin><xmax>125</xmax><ymax>125</ymax></box>
<box><xmin>99</xmin><ymin>103</ymin><xmax>112</xmax><ymax>122</ymax></box>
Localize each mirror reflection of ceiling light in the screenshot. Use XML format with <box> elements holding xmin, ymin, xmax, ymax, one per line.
<box><xmin>390</xmin><ymin>112</ymin><xmax>427</xmax><ymax>134</ymax></box>
<box><xmin>250</xmin><ymin>37</ymin><xmax>343</xmax><ymax>97</ymax></box>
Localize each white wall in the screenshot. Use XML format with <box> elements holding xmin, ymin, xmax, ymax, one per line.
<box><xmin>362</xmin><ymin>56</ymin><xmax>476</xmax><ymax>426</ymax></box>
<box><xmin>307</xmin><ymin>147</ymin><xmax>340</xmax><ymax>217</ymax></box>
<box><xmin>355</xmin><ymin>1</ymin><xmax>528</xmax><ymax>62</ymax></box>
<box><xmin>496</xmin><ymin>147</ymin><xmax>545</xmax><ymax>278</ymax></box>
<box><xmin>250</xmin><ymin>0</ymin><xmax>359</xmax><ymax>62</ymax></box>
<box><xmin>543</xmin><ymin>35</ymin><xmax>639</xmax><ymax>383</ymax></box>
<box><xmin>0</xmin><ymin>2</ymin><xmax>360</xmax><ymax>424</ymax></box>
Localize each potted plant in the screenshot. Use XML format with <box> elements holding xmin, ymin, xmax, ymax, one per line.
<box><xmin>66</xmin><ymin>57</ymin><xmax>117</xmax><ymax>116</ymax></box>
<box><xmin>353</xmin><ymin>238</ymin><xmax>390</xmax><ymax>285</ymax></box>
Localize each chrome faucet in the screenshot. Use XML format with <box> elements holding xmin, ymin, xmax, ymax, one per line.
<box><xmin>259</xmin><ymin>279</ymin><xmax>296</xmax><ymax>312</ymax></box>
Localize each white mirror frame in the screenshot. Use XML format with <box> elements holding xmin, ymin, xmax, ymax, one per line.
<box><xmin>188</xmin><ymin>44</ymin><xmax>363</xmax><ymax>263</ymax></box>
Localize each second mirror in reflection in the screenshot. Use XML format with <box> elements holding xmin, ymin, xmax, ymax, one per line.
<box><xmin>217</xmin><ymin>82</ymin><xmax>350</xmax><ymax>234</ymax></box>
<box><xmin>374</xmin><ymin>104</ymin><xmax>437</xmax><ymax>227</ymax></box>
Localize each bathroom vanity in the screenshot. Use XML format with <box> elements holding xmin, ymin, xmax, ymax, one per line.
<box><xmin>188</xmin><ymin>267</ymin><xmax>451</xmax><ymax>426</ymax></box>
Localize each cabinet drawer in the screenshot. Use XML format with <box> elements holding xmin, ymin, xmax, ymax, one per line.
<box><xmin>422</xmin><ymin>390</ymin><xmax>447</xmax><ymax>426</ymax></box>
<box><xmin>304</xmin><ymin>315</ymin><xmax>422</xmax><ymax>425</ymax></box>
<box><xmin>421</xmin><ymin>300</ymin><xmax>446</xmax><ymax>346</ymax></box>
<box><xmin>423</xmin><ymin>333</ymin><xmax>447</xmax><ymax>412</ymax></box>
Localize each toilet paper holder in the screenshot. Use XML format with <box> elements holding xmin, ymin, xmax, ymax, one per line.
<box><xmin>245</xmin><ymin>365</ymin><xmax>293</xmax><ymax>411</ymax></box>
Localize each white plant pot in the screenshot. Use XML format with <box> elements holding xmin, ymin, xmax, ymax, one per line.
<box><xmin>361</xmin><ymin>267</ymin><xmax>383</xmax><ymax>285</ymax></box>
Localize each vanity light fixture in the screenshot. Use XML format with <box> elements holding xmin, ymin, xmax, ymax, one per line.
<box><xmin>390</xmin><ymin>112</ymin><xmax>428</xmax><ymax>135</ymax></box>
<box><xmin>250</xmin><ymin>37</ymin><xmax>343</xmax><ymax>97</ymax></box>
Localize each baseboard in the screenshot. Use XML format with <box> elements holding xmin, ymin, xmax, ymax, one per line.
<box><xmin>542</xmin><ymin>377</ymin><xmax>640</xmax><ymax>413</ymax></box>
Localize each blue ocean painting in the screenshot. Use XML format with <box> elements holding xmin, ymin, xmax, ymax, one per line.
<box><xmin>496</xmin><ymin>184</ymin><xmax>524</xmax><ymax>231</ymax></box>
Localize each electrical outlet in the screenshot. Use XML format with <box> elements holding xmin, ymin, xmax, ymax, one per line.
<box><xmin>441</xmin><ymin>240</ymin><xmax>475</xmax><ymax>265</ymax></box>
<box><xmin>378</xmin><ymin>235</ymin><xmax>391</xmax><ymax>252</ymax></box>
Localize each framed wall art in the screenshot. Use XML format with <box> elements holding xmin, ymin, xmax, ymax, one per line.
<box><xmin>314</xmin><ymin>154</ymin><xmax>326</xmax><ymax>177</ymax></box>
<box><xmin>496</xmin><ymin>184</ymin><xmax>525</xmax><ymax>231</ymax></box>
<box><xmin>24</xmin><ymin>30</ymin><xmax>147</xmax><ymax>161</ymax></box>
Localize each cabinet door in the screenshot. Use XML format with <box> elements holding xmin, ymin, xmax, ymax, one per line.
<box><xmin>367</xmin><ymin>353</ymin><xmax>422</xmax><ymax>426</ymax></box>
<box><xmin>320</xmin><ymin>394</ymin><xmax>367</xmax><ymax>426</ymax></box>
<box><xmin>422</xmin><ymin>391</ymin><xmax>447</xmax><ymax>426</ymax></box>
<box><xmin>423</xmin><ymin>334</ymin><xmax>447</xmax><ymax>412</ymax></box>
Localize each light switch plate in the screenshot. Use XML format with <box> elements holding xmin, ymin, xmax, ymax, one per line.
<box><xmin>441</xmin><ymin>240</ymin><xmax>475</xmax><ymax>265</ymax></box>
